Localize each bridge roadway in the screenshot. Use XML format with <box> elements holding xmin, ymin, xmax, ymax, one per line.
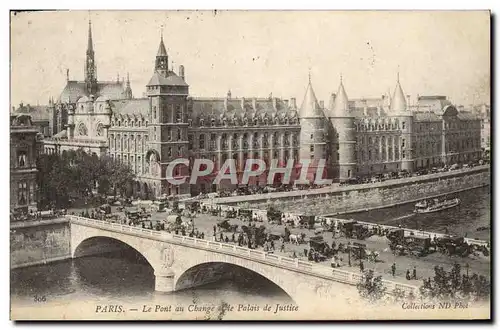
<box><xmin>68</xmin><ymin>215</ymin><xmax>418</xmax><ymax>303</ymax></box>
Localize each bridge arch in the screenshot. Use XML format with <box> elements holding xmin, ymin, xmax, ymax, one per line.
<box><xmin>174</xmin><ymin>261</ymin><xmax>294</xmax><ymax>302</ymax></box>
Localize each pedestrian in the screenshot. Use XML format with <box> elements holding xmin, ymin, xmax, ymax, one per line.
<box><xmin>225</xmin><ymin>236</ymin><xmax>229</xmax><ymax>243</ymax></box>
<box><xmin>412</xmin><ymin>266</ymin><xmax>417</xmax><ymax>280</ymax></box>
<box><xmin>292</xmin><ymin>251</ymin><xmax>297</xmax><ymax>259</ymax></box>
<box><xmin>359</xmin><ymin>260</ymin><xmax>364</xmax><ymax>273</ymax></box>
<box><xmin>270</xmin><ymin>240</ymin><xmax>275</xmax><ymax>251</ymax></box>
<box><xmin>213</xmin><ymin>225</ymin><xmax>216</xmax><ymax>234</ymax></box>
<box><xmin>406</xmin><ymin>269</ymin><xmax>411</xmax><ymax>280</ymax></box>
<box><xmin>220</xmin><ymin>232</ymin><xmax>223</xmax><ymax>242</ymax></box>
<box><xmin>304</xmin><ymin>248</ymin><xmax>308</xmax><ymax>257</ymax></box>
<box><xmin>231</xmin><ymin>233</ymin><xmax>235</xmax><ymax>242</ymax></box>
<box><xmin>280</xmin><ymin>243</ymin><xmax>285</xmax><ymax>253</ymax></box>
<box><xmin>391</xmin><ymin>263</ymin><xmax>396</xmax><ymax>277</ymax></box>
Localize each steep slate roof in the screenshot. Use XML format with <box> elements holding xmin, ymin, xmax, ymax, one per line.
<box><xmin>413</xmin><ymin>112</ymin><xmax>442</xmax><ymax>122</ymax></box>
<box><xmin>147</xmin><ymin>71</ymin><xmax>188</xmax><ymax>87</ymax></box>
<box><xmin>111</xmin><ymin>98</ymin><xmax>149</xmax><ymax>117</ymax></box>
<box><xmin>188</xmin><ymin>97</ymin><xmax>296</xmax><ymax>120</ymax></box>
<box><xmin>59</xmin><ymin>80</ymin><xmax>127</xmax><ymax>103</ymax></box>
<box><xmin>299</xmin><ymin>80</ymin><xmax>324</xmax><ymax>118</ymax></box>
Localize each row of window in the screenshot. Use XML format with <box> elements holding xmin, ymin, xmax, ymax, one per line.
<box><xmin>108</xmin><ymin>134</ymin><xmax>149</xmax><ymax>152</ymax></box>
<box><xmin>355</xmin><ymin>121</ymin><xmax>406</xmax><ymax>132</ymax></box>
<box><xmin>188</xmin><ymin>132</ymin><xmax>299</xmax><ymax>151</ymax></box>
<box><xmin>188</xmin><ymin>115</ymin><xmax>299</xmax><ymax>128</ymax></box>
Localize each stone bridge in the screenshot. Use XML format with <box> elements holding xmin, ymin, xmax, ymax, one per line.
<box><xmin>68</xmin><ymin>215</ymin><xmax>417</xmax><ymax>303</ymax></box>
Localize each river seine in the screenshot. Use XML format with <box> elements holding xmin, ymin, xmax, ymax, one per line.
<box><xmin>337</xmin><ymin>186</ymin><xmax>491</xmax><ymax>241</ymax></box>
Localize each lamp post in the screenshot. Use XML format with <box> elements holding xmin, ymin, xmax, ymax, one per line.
<box><xmin>348</xmin><ymin>241</ymin><xmax>352</xmax><ymax>267</ymax></box>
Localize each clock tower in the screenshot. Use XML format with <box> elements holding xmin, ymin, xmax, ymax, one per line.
<box><xmin>85</xmin><ymin>19</ymin><xmax>98</xmax><ymax>95</ymax></box>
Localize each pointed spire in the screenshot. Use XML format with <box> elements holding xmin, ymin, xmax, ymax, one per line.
<box><xmin>299</xmin><ymin>76</ymin><xmax>324</xmax><ymax>118</ymax></box>
<box><xmin>157</xmin><ymin>30</ymin><xmax>168</xmax><ymax>57</ymax></box>
<box><xmin>87</xmin><ymin>18</ymin><xmax>94</xmax><ymax>54</ymax></box>
<box><xmin>390</xmin><ymin>71</ymin><xmax>407</xmax><ymax>113</ymax></box>
<box><xmin>331</xmin><ymin>75</ymin><xmax>349</xmax><ymax>117</ymax></box>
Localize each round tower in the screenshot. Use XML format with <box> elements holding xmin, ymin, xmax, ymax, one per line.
<box><xmin>328</xmin><ymin>76</ymin><xmax>356</xmax><ymax>182</ymax></box>
<box><xmin>390</xmin><ymin>73</ymin><xmax>414</xmax><ymax>172</ymax></box>
<box><xmin>298</xmin><ymin>76</ymin><xmax>329</xmax><ymax>184</ymax></box>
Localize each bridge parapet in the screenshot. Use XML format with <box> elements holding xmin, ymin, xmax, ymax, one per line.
<box><xmin>67</xmin><ymin>215</ymin><xmax>418</xmax><ymax>297</ymax></box>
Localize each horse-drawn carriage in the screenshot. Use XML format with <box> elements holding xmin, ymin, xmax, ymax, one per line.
<box><xmin>309</xmin><ymin>235</ymin><xmax>333</xmax><ymax>256</ymax></box>
<box><xmin>349</xmin><ymin>242</ymin><xmax>368</xmax><ymax>260</ymax></box>
<box><xmin>299</xmin><ymin>215</ymin><xmax>316</xmax><ymax>230</ymax></box>
<box><xmin>387</xmin><ymin>229</ymin><xmax>432</xmax><ymax>257</ymax></box>
<box><xmin>435</xmin><ymin>236</ymin><xmax>472</xmax><ymax>257</ymax></box>
<box><xmin>238</xmin><ymin>209</ymin><xmax>253</xmax><ymax>221</ymax></box>
<box><xmin>224</xmin><ymin>209</ymin><xmax>237</xmax><ymax>218</ymax></box>
<box><xmin>217</xmin><ymin>219</ymin><xmax>238</xmax><ymax>232</ymax></box>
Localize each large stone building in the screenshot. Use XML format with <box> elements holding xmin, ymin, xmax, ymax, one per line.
<box><xmin>10</xmin><ymin>113</ymin><xmax>43</xmax><ymax>212</ymax></box>
<box><xmin>40</xmin><ymin>21</ymin><xmax>482</xmax><ymax>198</ymax></box>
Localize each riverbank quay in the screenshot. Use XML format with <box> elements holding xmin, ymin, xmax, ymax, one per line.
<box><xmin>10</xmin><ymin>217</ymin><xmax>71</xmax><ymax>269</ymax></box>
<box><xmin>211</xmin><ymin>166</ymin><xmax>490</xmax><ymax>217</ymax></box>
<box><xmin>212</xmin><ymin>165</ymin><xmax>490</xmax><ymax>206</ymax></box>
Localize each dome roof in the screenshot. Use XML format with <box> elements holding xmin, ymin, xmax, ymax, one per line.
<box><xmin>77</xmin><ymin>95</ymin><xmax>90</xmax><ymax>103</ymax></box>
<box><xmin>96</xmin><ymin>95</ymin><xmax>110</xmax><ymax>102</ymax></box>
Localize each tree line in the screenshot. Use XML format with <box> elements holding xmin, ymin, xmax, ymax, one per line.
<box><xmin>36</xmin><ymin>148</ymin><xmax>135</xmax><ymax>209</ymax></box>
<box><xmin>356</xmin><ymin>262</ymin><xmax>490</xmax><ymax>304</ymax></box>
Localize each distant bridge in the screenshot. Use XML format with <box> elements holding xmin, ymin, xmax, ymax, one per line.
<box><xmin>68</xmin><ymin>215</ymin><xmax>418</xmax><ymax>303</ymax></box>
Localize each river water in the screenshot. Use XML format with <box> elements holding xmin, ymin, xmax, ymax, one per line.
<box><xmin>336</xmin><ymin>186</ymin><xmax>491</xmax><ymax>241</ymax></box>
<box><xmin>10</xmin><ymin>249</ymin><xmax>292</xmax><ymax>319</ymax></box>
<box><xmin>10</xmin><ymin>186</ymin><xmax>490</xmax><ymax>318</ymax></box>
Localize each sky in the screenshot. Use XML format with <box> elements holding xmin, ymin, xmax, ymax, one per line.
<box><xmin>10</xmin><ymin>10</ymin><xmax>490</xmax><ymax>108</ymax></box>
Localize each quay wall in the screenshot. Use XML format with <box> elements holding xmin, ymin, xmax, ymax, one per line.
<box><xmin>10</xmin><ymin>218</ymin><xmax>71</xmax><ymax>269</ymax></box>
<box><xmin>233</xmin><ymin>167</ymin><xmax>490</xmax><ymax>216</ymax></box>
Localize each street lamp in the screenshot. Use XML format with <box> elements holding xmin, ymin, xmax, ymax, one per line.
<box><xmin>348</xmin><ymin>241</ymin><xmax>351</xmax><ymax>267</ymax></box>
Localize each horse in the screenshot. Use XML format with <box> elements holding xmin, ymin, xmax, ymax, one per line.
<box><xmin>289</xmin><ymin>234</ymin><xmax>300</xmax><ymax>245</ymax></box>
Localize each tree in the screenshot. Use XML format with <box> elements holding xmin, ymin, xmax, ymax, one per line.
<box><xmin>419</xmin><ymin>263</ymin><xmax>490</xmax><ymax>302</ymax></box>
<box><xmin>356</xmin><ymin>269</ymin><xmax>387</xmax><ymax>303</ymax></box>
<box><xmin>36</xmin><ymin>150</ymin><xmax>137</xmax><ymax>209</ymax></box>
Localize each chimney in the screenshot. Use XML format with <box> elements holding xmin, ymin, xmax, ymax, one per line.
<box><xmin>363</xmin><ymin>100</ymin><xmax>368</xmax><ymax>116</ymax></box>
<box><xmin>240</xmin><ymin>97</ymin><xmax>245</xmax><ymax>110</ymax></box>
<box><xmin>284</xmin><ymin>99</ymin><xmax>289</xmax><ymax>108</ymax></box>
<box><xmin>227</xmin><ymin>90</ymin><xmax>232</xmax><ymax>99</ymax></box>
<box><xmin>252</xmin><ymin>98</ymin><xmax>257</xmax><ymax>111</ymax></box>
<box><xmin>272</xmin><ymin>97</ymin><xmax>277</xmax><ymax>110</ymax></box>
<box><xmin>319</xmin><ymin>100</ymin><xmax>324</xmax><ymax>109</ymax></box>
<box><xmin>290</xmin><ymin>97</ymin><xmax>296</xmax><ymax>109</ymax></box>
<box><xmin>407</xmin><ymin>95</ymin><xmax>411</xmax><ymax>106</ymax></box>
<box><xmin>179</xmin><ymin>65</ymin><xmax>185</xmax><ymax>80</ymax></box>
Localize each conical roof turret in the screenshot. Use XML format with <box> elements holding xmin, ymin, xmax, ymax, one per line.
<box><xmin>330</xmin><ymin>76</ymin><xmax>349</xmax><ymax>117</ymax></box>
<box><xmin>390</xmin><ymin>72</ymin><xmax>407</xmax><ymax>113</ymax></box>
<box><xmin>299</xmin><ymin>76</ymin><xmax>324</xmax><ymax>118</ymax></box>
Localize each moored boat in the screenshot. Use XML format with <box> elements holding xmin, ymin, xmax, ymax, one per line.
<box><xmin>414</xmin><ymin>197</ymin><xmax>460</xmax><ymax>214</ymax></box>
